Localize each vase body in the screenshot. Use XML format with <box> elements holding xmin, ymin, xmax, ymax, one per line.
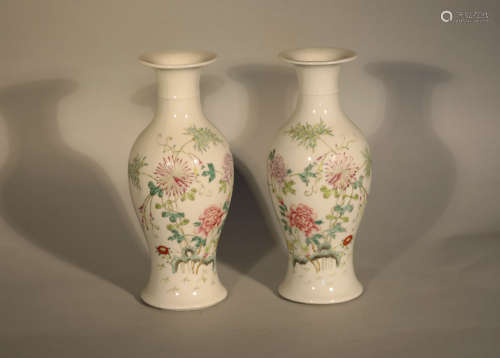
<box><xmin>128</xmin><ymin>51</ymin><xmax>233</xmax><ymax>310</ymax></box>
<box><xmin>267</xmin><ymin>48</ymin><xmax>372</xmax><ymax>304</ymax></box>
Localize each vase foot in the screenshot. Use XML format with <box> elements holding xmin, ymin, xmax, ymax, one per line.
<box><xmin>140</xmin><ymin>284</ymin><xmax>227</xmax><ymax>311</ymax></box>
<box><xmin>278</xmin><ymin>284</ymin><xmax>363</xmax><ymax>304</ymax></box>
<box><xmin>277</xmin><ymin>271</ymin><xmax>364</xmax><ymax>304</ymax></box>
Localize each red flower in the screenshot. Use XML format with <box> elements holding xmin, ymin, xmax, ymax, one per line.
<box><xmin>287</xmin><ymin>204</ymin><xmax>319</xmax><ymax>237</ymax></box>
<box><xmin>343</xmin><ymin>235</ymin><xmax>353</xmax><ymax>246</ymax></box>
<box><xmin>156</xmin><ymin>245</ymin><xmax>169</xmax><ymax>255</ymax></box>
<box><xmin>198</xmin><ymin>205</ymin><xmax>225</xmax><ymax>237</ymax></box>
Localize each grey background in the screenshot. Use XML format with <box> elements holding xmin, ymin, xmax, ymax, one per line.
<box><xmin>1</xmin><ymin>0</ymin><xmax>499</xmax><ymax>357</ymax></box>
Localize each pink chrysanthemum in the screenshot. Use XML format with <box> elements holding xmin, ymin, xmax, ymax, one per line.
<box><xmin>154</xmin><ymin>156</ymin><xmax>195</xmax><ymax>199</ymax></box>
<box><xmin>222</xmin><ymin>153</ymin><xmax>234</xmax><ymax>183</ymax></box>
<box><xmin>324</xmin><ymin>153</ymin><xmax>358</xmax><ymax>190</ymax></box>
<box><xmin>269</xmin><ymin>153</ymin><xmax>287</xmax><ymax>184</ymax></box>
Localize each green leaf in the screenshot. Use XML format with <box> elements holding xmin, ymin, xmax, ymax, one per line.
<box><xmin>148</xmin><ymin>181</ymin><xmax>163</xmax><ymax>197</ymax></box>
<box><xmin>194</xmin><ymin>221</ymin><xmax>201</xmax><ymax>227</ymax></box>
<box><xmin>328</xmin><ymin>223</ymin><xmax>345</xmax><ymax>237</ymax></box>
<box><xmin>207</xmin><ymin>163</ymin><xmax>215</xmax><ymax>182</ymax></box>
<box><xmin>320</xmin><ymin>185</ymin><xmax>332</xmax><ymax>198</ymax></box>
<box><xmin>191</xmin><ymin>236</ymin><xmax>207</xmax><ymax>247</ymax></box>
<box><xmin>167</xmin><ymin>230</ymin><xmax>184</xmax><ymax>243</ymax></box>
<box><xmin>184</xmin><ymin>126</ymin><xmax>223</xmax><ymax>152</ymax></box>
<box><xmin>202</xmin><ymin>163</ymin><xmax>216</xmax><ymax>182</ymax></box>
<box><xmin>306</xmin><ymin>234</ymin><xmax>322</xmax><ymax>247</ymax></box>
<box><xmin>282</xmin><ymin>180</ymin><xmax>296</xmax><ymax>195</ymax></box>
<box><xmin>161</xmin><ymin>211</ymin><xmax>185</xmax><ymax>223</ymax></box>
<box><xmin>219</xmin><ymin>180</ymin><xmax>227</xmax><ymax>193</ymax></box>
<box><xmin>352</xmin><ymin>176</ymin><xmax>364</xmax><ymax>190</ymax></box>
<box><xmin>285</xmin><ymin>119</ymin><xmax>334</xmax><ymax>150</ymax></box>
<box><xmin>319</xmin><ymin>242</ymin><xmax>331</xmax><ymax>250</ymax></box>
<box><xmin>362</xmin><ymin>147</ymin><xmax>372</xmax><ymax>177</ymax></box>
<box><xmin>128</xmin><ymin>155</ymin><xmax>148</xmax><ymax>189</ymax></box>
<box><xmin>298</xmin><ymin>164</ymin><xmax>316</xmax><ymax>185</ymax></box>
<box><xmin>268</xmin><ymin>149</ymin><xmax>275</xmax><ymax>160</ymax></box>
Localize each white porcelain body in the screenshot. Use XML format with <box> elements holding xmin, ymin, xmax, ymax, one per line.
<box><xmin>128</xmin><ymin>52</ymin><xmax>233</xmax><ymax>310</ymax></box>
<box><xmin>267</xmin><ymin>49</ymin><xmax>371</xmax><ymax>304</ymax></box>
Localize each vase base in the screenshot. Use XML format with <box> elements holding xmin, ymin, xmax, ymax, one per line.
<box><xmin>278</xmin><ymin>280</ymin><xmax>363</xmax><ymax>305</ymax></box>
<box><xmin>140</xmin><ymin>286</ymin><xmax>228</xmax><ymax>311</ymax></box>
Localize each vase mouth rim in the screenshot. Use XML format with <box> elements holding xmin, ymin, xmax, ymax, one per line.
<box><xmin>278</xmin><ymin>47</ymin><xmax>357</xmax><ymax>66</ymax></box>
<box><xmin>139</xmin><ymin>50</ymin><xmax>217</xmax><ymax>69</ymax></box>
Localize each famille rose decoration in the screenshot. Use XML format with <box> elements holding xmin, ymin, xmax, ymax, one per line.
<box><xmin>267</xmin><ymin>48</ymin><xmax>372</xmax><ymax>304</ymax></box>
<box><xmin>128</xmin><ymin>51</ymin><xmax>233</xmax><ymax>310</ymax></box>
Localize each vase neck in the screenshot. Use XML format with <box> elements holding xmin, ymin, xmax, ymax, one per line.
<box><xmin>156</xmin><ymin>68</ymin><xmax>201</xmax><ymax>100</ymax></box>
<box><xmin>296</xmin><ymin>64</ymin><xmax>340</xmax><ymax>95</ymax></box>
<box><xmin>154</xmin><ymin>68</ymin><xmax>204</xmax><ymax>120</ymax></box>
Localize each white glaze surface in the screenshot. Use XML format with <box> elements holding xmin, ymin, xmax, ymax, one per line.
<box><xmin>268</xmin><ymin>48</ymin><xmax>371</xmax><ymax>304</ymax></box>
<box><xmin>128</xmin><ymin>51</ymin><xmax>233</xmax><ymax>310</ymax></box>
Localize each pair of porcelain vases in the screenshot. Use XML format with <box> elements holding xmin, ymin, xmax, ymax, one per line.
<box><xmin>128</xmin><ymin>48</ymin><xmax>372</xmax><ymax>310</ymax></box>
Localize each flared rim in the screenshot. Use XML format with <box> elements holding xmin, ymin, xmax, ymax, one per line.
<box><xmin>139</xmin><ymin>50</ymin><xmax>217</xmax><ymax>69</ymax></box>
<box><xmin>278</xmin><ymin>47</ymin><xmax>357</xmax><ymax>66</ymax></box>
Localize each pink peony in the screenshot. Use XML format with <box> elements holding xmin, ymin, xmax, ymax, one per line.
<box><xmin>287</xmin><ymin>204</ymin><xmax>319</xmax><ymax>237</ymax></box>
<box><xmin>198</xmin><ymin>205</ymin><xmax>225</xmax><ymax>237</ymax></box>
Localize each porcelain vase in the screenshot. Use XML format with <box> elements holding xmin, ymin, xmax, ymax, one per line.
<box><xmin>128</xmin><ymin>51</ymin><xmax>233</xmax><ymax>310</ymax></box>
<box><xmin>267</xmin><ymin>48</ymin><xmax>372</xmax><ymax>304</ymax></box>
